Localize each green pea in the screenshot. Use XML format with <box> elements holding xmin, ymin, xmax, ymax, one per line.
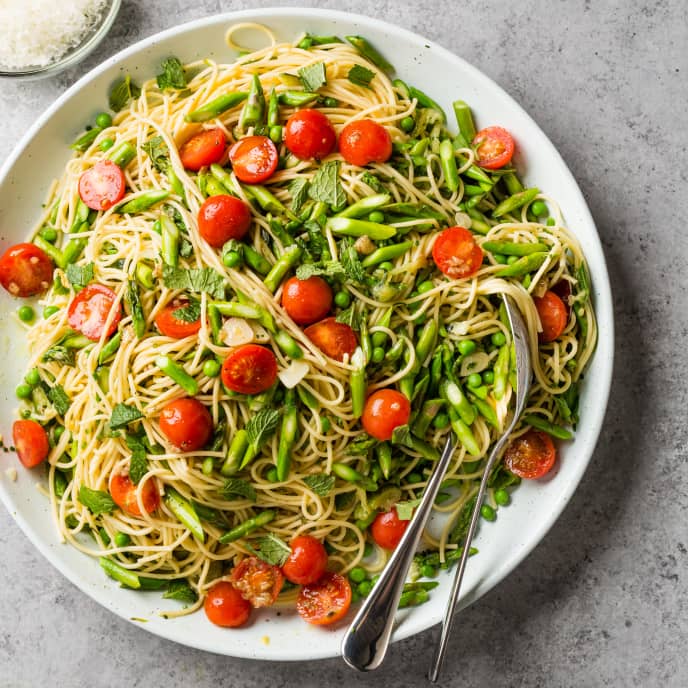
<box><xmin>530</xmin><ymin>200</ymin><xmax>548</xmax><ymax>217</ymax></box>
<box><xmin>407</xmin><ymin>472</ymin><xmax>423</xmax><ymax>484</ymax></box>
<box><xmin>203</xmin><ymin>359</ymin><xmax>221</xmax><ymax>378</ymax></box>
<box><xmin>546</xmin><ymin>217</ymin><xmax>556</xmax><ymax>226</ymax></box>
<box><xmin>494</xmin><ymin>488</ymin><xmax>510</xmax><ymax>506</ymax></box>
<box><xmin>25</xmin><ymin>369</ymin><xmax>40</xmax><ymax>387</ymax></box>
<box><xmin>493</xmin><ymin>253</ymin><xmax>508</xmax><ymax>264</ymax></box>
<box><xmin>53</xmin><ymin>426</ymin><xmax>65</xmax><ymax>440</ymax></box>
<box><xmin>367</xmin><ymin>210</ymin><xmax>385</xmax><ymax>223</ymax></box>
<box><xmin>114</xmin><ymin>532</ymin><xmax>131</xmax><ymax>548</ymax></box>
<box><xmin>491</xmin><ymin>331</ymin><xmax>507</xmax><ymax>347</ymax></box>
<box><xmin>266</xmin><ymin>467</ymin><xmax>279</xmax><ymax>482</ymax></box>
<box><xmin>334</xmin><ymin>290</ymin><xmax>351</xmax><ymax>308</ymax></box>
<box><xmin>420</xmin><ymin>564</ymin><xmax>437</xmax><ymax>578</ymax></box>
<box><xmin>43</xmin><ymin>306</ymin><xmax>59</xmax><ymax>319</ymax></box>
<box><xmin>400</xmin><ymin>116</ymin><xmax>415</xmax><ymax>132</ymax></box>
<box><xmin>378</xmin><ymin>261</ymin><xmax>393</xmax><ymax>272</ymax></box>
<box><xmin>40</xmin><ymin>227</ymin><xmax>58</xmax><ymax>243</ymax></box>
<box><xmin>349</xmin><ymin>566</ymin><xmax>367</xmax><ymax>583</ymax></box>
<box><xmin>458</xmin><ymin>340</ymin><xmax>476</xmax><ymax>355</ymax></box>
<box><xmin>506</xmin><ymin>255</ymin><xmax>519</xmax><ymax>265</ymax></box>
<box><xmin>416</xmin><ymin>280</ymin><xmax>434</xmax><ymax>294</ymax></box>
<box><xmin>357</xmin><ymin>580</ymin><xmax>373</xmax><ymax>597</ymax></box>
<box><xmin>223</xmin><ymin>250</ymin><xmax>242</xmax><ymax>268</ymax></box>
<box><xmin>320</xmin><ymin>416</ymin><xmax>331</xmax><ymax>433</ymax></box>
<box><xmin>16</xmin><ymin>383</ymin><xmax>32</xmax><ymax>399</ymax></box>
<box><xmin>99</xmin><ymin>138</ymin><xmax>115</xmax><ymax>151</ymax></box>
<box><xmin>322</xmin><ymin>96</ymin><xmax>338</xmax><ymax>108</ymax></box>
<box><xmin>432</xmin><ymin>413</ymin><xmax>450</xmax><ymax>429</ymax></box>
<box><xmin>467</xmin><ymin>373</ymin><xmax>482</xmax><ymax>388</ymax></box>
<box><xmin>566</xmin><ymin>359</ymin><xmax>577</xmax><ymax>371</ymax></box>
<box><xmin>371</xmin><ymin>347</ymin><xmax>385</xmax><ymax>364</ymax></box>
<box><xmin>95</xmin><ymin>112</ymin><xmax>113</xmax><ymax>128</ymax></box>
<box><xmin>482</xmin><ymin>370</ymin><xmax>494</xmax><ymax>385</ymax></box>
<box><xmin>480</xmin><ymin>504</ymin><xmax>496</xmax><ymax>521</ymax></box>
<box><xmin>17</xmin><ymin>305</ymin><xmax>35</xmax><ymax>323</ymax></box>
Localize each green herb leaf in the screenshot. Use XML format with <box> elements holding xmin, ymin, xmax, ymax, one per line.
<box><xmin>163</xmin><ymin>579</ymin><xmax>198</xmax><ymax>604</ymax></box>
<box><xmin>109</xmin><ymin>74</ymin><xmax>141</xmax><ymax>112</ymax></box>
<box><xmin>336</xmin><ymin>304</ymin><xmax>362</xmax><ymax>330</ymax></box>
<box><xmin>220</xmin><ymin>478</ymin><xmax>257</xmax><ymax>502</ymax></box>
<box><xmin>179</xmin><ymin>238</ymin><xmax>193</xmax><ymax>258</ymax></box>
<box><xmin>289</xmin><ymin>178</ymin><xmax>310</xmax><ymax>213</ymax></box>
<box><xmin>110</xmin><ymin>403</ymin><xmax>144</xmax><ymax>430</ymax></box>
<box><xmin>42</xmin><ymin>345</ymin><xmax>75</xmax><ymax>367</ymax></box>
<box><xmin>488</xmin><ymin>464</ymin><xmax>521</xmax><ymax>490</ymax></box>
<box><xmin>308</xmin><ymin>160</ymin><xmax>346</xmax><ymax>209</ymax></box>
<box><xmin>361</xmin><ymin>171</ymin><xmax>385</xmax><ymax>193</ymax></box>
<box><xmin>79</xmin><ymin>486</ymin><xmax>116</xmax><ymax>514</ymax></box>
<box><xmin>347</xmin><ymin>64</ymin><xmax>375</xmax><ymax>88</ymax></box>
<box><xmin>254</xmin><ymin>534</ymin><xmax>291</xmax><ymax>566</ymax></box>
<box><xmin>171</xmin><ymin>299</ymin><xmax>201</xmax><ymax>323</ymax></box>
<box><xmin>129</xmin><ymin>449</ymin><xmax>147</xmax><ymax>485</ymax></box>
<box><xmin>141</xmin><ymin>136</ymin><xmax>170</xmax><ymax>173</ymax></box>
<box><xmin>245</xmin><ymin>409</ymin><xmax>280</xmax><ymax>450</ymax></box>
<box><xmin>295</xmin><ymin>260</ymin><xmax>345</xmax><ymax>281</ymax></box>
<box><xmin>303</xmin><ymin>473</ymin><xmax>335</xmax><ymax>497</ymax></box>
<box><xmin>126</xmin><ymin>280</ymin><xmax>146</xmax><ymax>339</ymax></box>
<box><xmin>298</xmin><ymin>62</ymin><xmax>327</xmax><ymax>91</ymax></box>
<box><xmin>156</xmin><ymin>57</ymin><xmax>187</xmax><ymax>90</ymax></box>
<box><xmin>339</xmin><ymin>238</ymin><xmax>365</xmax><ymax>283</ymax></box>
<box><xmin>395</xmin><ymin>498</ymin><xmax>420</xmax><ymax>520</ymax></box>
<box><xmin>65</xmin><ymin>262</ymin><xmax>94</xmax><ymax>289</ymax></box>
<box><xmin>47</xmin><ymin>385</ymin><xmax>71</xmax><ymax>416</ymax></box>
<box><xmin>162</xmin><ymin>265</ymin><xmax>226</xmax><ymax>300</ymax></box>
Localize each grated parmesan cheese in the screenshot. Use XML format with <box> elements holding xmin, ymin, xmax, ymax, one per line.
<box><xmin>0</xmin><ymin>0</ymin><xmax>108</xmax><ymax>69</ymax></box>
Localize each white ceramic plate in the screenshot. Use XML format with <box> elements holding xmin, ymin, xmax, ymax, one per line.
<box><xmin>0</xmin><ymin>8</ymin><xmax>613</xmax><ymax>661</ymax></box>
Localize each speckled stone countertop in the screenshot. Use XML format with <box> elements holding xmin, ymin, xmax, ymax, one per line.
<box><xmin>1</xmin><ymin>1</ymin><xmax>686</xmax><ymax>686</ymax></box>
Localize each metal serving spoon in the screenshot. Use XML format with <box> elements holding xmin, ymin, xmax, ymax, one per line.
<box><xmin>341</xmin><ymin>294</ymin><xmax>531</xmax><ymax>676</ymax></box>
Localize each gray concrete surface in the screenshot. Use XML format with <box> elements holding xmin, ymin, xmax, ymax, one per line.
<box><xmin>1</xmin><ymin>1</ymin><xmax>686</xmax><ymax>686</ymax></box>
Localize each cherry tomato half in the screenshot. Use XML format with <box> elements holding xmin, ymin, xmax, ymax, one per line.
<box><xmin>67</xmin><ymin>283</ymin><xmax>121</xmax><ymax>341</ymax></box>
<box><xmin>229</xmin><ymin>135</ymin><xmax>278</xmax><ymax>184</ymax></box>
<box><xmin>533</xmin><ymin>290</ymin><xmax>569</xmax><ymax>343</ymax></box>
<box><xmin>109</xmin><ymin>472</ymin><xmax>160</xmax><ymax>517</ymax></box>
<box><xmin>304</xmin><ymin>317</ymin><xmax>358</xmax><ymax>362</ymax></box>
<box><xmin>12</xmin><ymin>420</ymin><xmax>49</xmax><ymax>468</ymax></box>
<box><xmin>281</xmin><ymin>276</ymin><xmax>333</xmax><ymax>325</ymax></box>
<box><xmin>0</xmin><ymin>243</ymin><xmax>53</xmax><ymax>297</ymax></box>
<box><xmin>78</xmin><ymin>160</ymin><xmax>126</xmax><ymax>211</ymax></box>
<box><xmin>179</xmin><ymin>128</ymin><xmax>227</xmax><ymax>171</ymax></box>
<box><xmin>371</xmin><ymin>507</ymin><xmax>409</xmax><ymax>550</ymax></box>
<box><xmin>284</xmin><ymin>109</ymin><xmax>337</xmax><ymax>160</ymax></box>
<box><xmin>361</xmin><ymin>389</ymin><xmax>411</xmax><ymax>441</ymax></box>
<box><xmin>221</xmin><ymin>344</ymin><xmax>278</xmax><ymax>395</ymax></box>
<box><xmin>230</xmin><ymin>556</ymin><xmax>284</xmax><ymax>608</ymax></box>
<box><xmin>338</xmin><ymin>119</ymin><xmax>392</xmax><ymax>167</ymax></box>
<box><xmin>281</xmin><ymin>535</ymin><xmax>329</xmax><ymax>586</ymax></box>
<box><xmin>432</xmin><ymin>226</ymin><xmax>483</xmax><ymax>280</ymax></box>
<box><xmin>472</xmin><ymin>126</ymin><xmax>515</xmax><ymax>170</ymax></box>
<box><xmin>297</xmin><ymin>571</ymin><xmax>352</xmax><ymax>626</ymax></box>
<box><xmin>158</xmin><ymin>397</ymin><xmax>213</xmax><ymax>452</ymax></box>
<box><xmin>197</xmin><ymin>194</ymin><xmax>252</xmax><ymax>248</ymax></box>
<box><xmin>154</xmin><ymin>300</ymin><xmax>202</xmax><ymax>339</ymax></box>
<box><xmin>204</xmin><ymin>581</ymin><xmax>252</xmax><ymax>628</ymax></box>
<box><xmin>504</xmin><ymin>429</ymin><xmax>556</xmax><ymax>479</ymax></box>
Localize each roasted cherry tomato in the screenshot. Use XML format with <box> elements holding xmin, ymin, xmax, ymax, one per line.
<box><xmin>204</xmin><ymin>581</ymin><xmax>252</xmax><ymax>628</ymax></box>
<box><xmin>158</xmin><ymin>397</ymin><xmax>213</xmax><ymax>452</ymax></box>
<box><xmin>231</xmin><ymin>556</ymin><xmax>284</xmax><ymax>608</ymax></box>
<box><xmin>432</xmin><ymin>226</ymin><xmax>483</xmax><ymax>280</ymax></box>
<box><xmin>297</xmin><ymin>571</ymin><xmax>352</xmax><ymax>626</ymax></box>
<box><xmin>504</xmin><ymin>429</ymin><xmax>556</xmax><ymax>479</ymax></box>
<box><xmin>67</xmin><ymin>283</ymin><xmax>121</xmax><ymax>341</ymax></box>
<box><xmin>281</xmin><ymin>535</ymin><xmax>329</xmax><ymax>586</ymax></box>
<box><xmin>12</xmin><ymin>420</ymin><xmax>49</xmax><ymax>468</ymax></box>
<box><xmin>472</xmin><ymin>126</ymin><xmax>515</xmax><ymax>170</ymax></box>
<box><xmin>78</xmin><ymin>160</ymin><xmax>126</xmax><ymax>211</ymax></box>
<box><xmin>371</xmin><ymin>507</ymin><xmax>409</xmax><ymax>550</ymax></box>
<box><xmin>281</xmin><ymin>276</ymin><xmax>333</xmax><ymax>325</ymax></box>
<box><xmin>229</xmin><ymin>135</ymin><xmax>278</xmax><ymax>184</ymax></box>
<box><xmin>533</xmin><ymin>290</ymin><xmax>568</xmax><ymax>343</ymax></box>
<box><xmin>338</xmin><ymin>119</ymin><xmax>392</xmax><ymax>167</ymax></box>
<box><xmin>0</xmin><ymin>243</ymin><xmax>53</xmax><ymax>297</ymax></box>
<box><xmin>284</xmin><ymin>109</ymin><xmax>337</xmax><ymax>160</ymax></box>
<box><xmin>109</xmin><ymin>472</ymin><xmax>160</xmax><ymax>517</ymax></box>
<box><xmin>179</xmin><ymin>127</ymin><xmax>227</xmax><ymax>171</ymax></box>
<box><xmin>154</xmin><ymin>299</ymin><xmax>202</xmax><ymax>339</ymax></box>
<box><xmin>197</xmin><ymin>194</ymin><xmax>252</xmax><ymax>248</ymax></box>
<box><xmin>361</xmin><ymin>389</ymin><xmax>411</xmax><ymax>441</ymax></box>
<box><xmin>550</xmin><ymin>280</ymin><xmax>572</xmax><ymax>315</ymax></box>
<box><xmin>221</xmin><ymin>344</ymin><xmax>278</xmax><ymax>395</ymax></box>
<box><xmin>304</xmin><ymin>317</ymin><xmax>358</xmax><ymax>362</ymax></box>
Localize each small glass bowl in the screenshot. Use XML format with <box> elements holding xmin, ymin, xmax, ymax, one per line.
<box><xmin>0</xmin><ymin>0</ymin><xmax>121</xmax><ymax>80</ymax></box>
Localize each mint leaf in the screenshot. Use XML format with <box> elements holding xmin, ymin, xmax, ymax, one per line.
<box><xmin>245</xmin><ymin>409</ymin><xmax>280</xmax><ymax>451</ymax></box>
<box><xmin>255</xmin><ymin>534</ymin><xmax>291</xmax><ymax>566</ymax></box>
<box><xmin>65</xmin><ymin>262</ymin><xmax>94</xmax><ymax>289</ymax></box>
<box><xmin>42</xmin><ymin>345</ymin><xmax>75</xmax><ymax>367</ymax></box>
<box><xmin>141</xmin><ymin>136</ymin><xmax>170</xmax><ymax>173</ymax></box>
<box><xmin>179</xmin><ymin>238</ymin><xmax>193</xmax><ymax>258</ymax></box>
<box><xmin>303</xmin><ymin>473</ymin><xmax>335</xmax><ymax>497</ymax></box>
<box><xmin>347</xmin><ymin>64</ymin><xmax>375</xmax><ymax>88</ymax></box>
<box><xmin>47</xmin><ymin>385</ymin><xmax>71</xmax><ymax>416</ymax></box>
<box><xmin>295</xmin><ymin>260</ymin><xmax>344</xmax><ymax>281</ymax></box>
<box><xmin>79</xmin><ymin>486</ymin><xmax>116</xmax><ymax>514</ymax></box>
<box><xmin>171</xmin><ymin>299</ymin><xmax>201</xmax><ymax>323</ymax></box>
<box><xmin>129</xmin><ymin>449</ymin><xmax>147</xmax><ymax>485</ymax></box>
<box><xmin>336</xmin><ymin>304</ymin><xmax>362</xmax><ymax>330</ymax></box>
<box><xmin>163</xmin><ymin>579</ymin><xmax>198</xmax><ymax>604</ymax></box>
<box><xmin>396</xmin><ymin>499</ymin><xmax>420</xmax><ymax>521</ymax></box>
<box><xmin>298</xmin><ymin>62</ymin><xmax>326</xmax><ymax>91</ymax></box>
<box><xmin>339</xmin><ymin>238</ymin><xmax>365</xmax><ymax>282</ymax></box>
<box><xmin>109</xmin><ymin>74</ymin><xmax>141</xmax><ymax>112</ymax></box>
<box><xmin>289</xmin><ymin>178</ymin><xmax>310</xmax><ymax>213</ymax></box>
<box><xmin>162</xmin><ymin>265</ymin><xmax>225</xmax><ymax>300</ymax></box>
<box><xmin>220</xmin><ymin>478</ymin><xmax>257</xmax><ymax>502</ymax></box>
<box><xmin>156</xmin><ymin>57</ymin><xmax>187</xmax><ymax>90</ymax></box>
<box><xmin>110</xmin><ymin>403</ymin><xmax>143</xmax><ymax>430</ymax></box>
<box><xmin>361</xmin><ymin>171</ymin><xmax>385</xmax><ymax>193</ymax></box>
<box><xmin>308</xmin><ymin>161</ymin><xmax>346</xmax><ymax>209</ymax></box>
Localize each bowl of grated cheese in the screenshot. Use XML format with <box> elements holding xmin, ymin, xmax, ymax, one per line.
<box><xmin>0</xmin><ymin>0</ymin><xmax>121</xmax><ymax>79</ymax></box>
